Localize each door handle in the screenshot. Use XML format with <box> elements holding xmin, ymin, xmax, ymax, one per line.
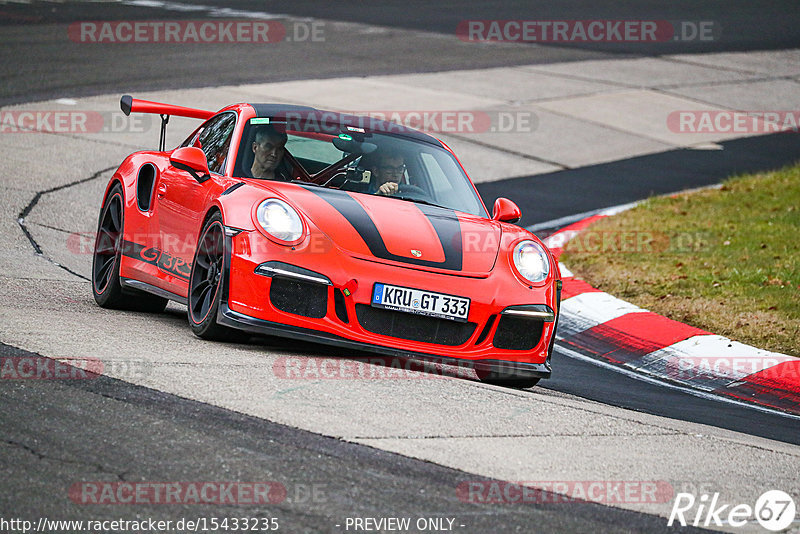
<box><xmin>157</xmin><ymin>184</ymin><xmax>167</xmax><ymax>198</ymax></box>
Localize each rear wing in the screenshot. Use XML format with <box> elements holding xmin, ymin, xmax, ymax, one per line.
<box><xmin>120</xmin><ymin>94</ymin><xmax>214</xmax><ymax>151</ymax></box>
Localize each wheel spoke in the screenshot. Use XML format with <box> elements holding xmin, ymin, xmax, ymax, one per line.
<box><xmin>213</xmin><ymin>229</ymin><xmax>223</xmax><ymax>257</ymax></box>
<box><xmin>200</xmin><ymin>286</ymin><xmax>213</xmax><ymax>316</ymax></box>
<box><xmin>190</xmin><ymin>279</ymin><xmax>210</xmax><ymax>299</ymax></box>
<box><xmin>190</xmin><ymin>282</ymin><xmax>209</xmax><ymax>314</ymax></box>
<box><xmin>94</xmin><ymin>244</ymin><xmax>115</xmax><ymax>255</ymax></box>
<box><xmin>109</xmin><ymin>200</ymin><xmax>121</xmax><ymax>232</ymax></box>
<box><xmin>190</xmin><ymin>223</ymin><xmax>224</xmax><ymax>323</ymax></box>
<box><xmin>195</xmin><ymin>254</ymin><xmax>211</xmax><ymax>270</ymax></box>
<box><xmin>95</xmin><ymin>255</ymin><xmax>115</xmax><ymax>285</ymax></box>
<box><xmin>203</xmin><ymin>231</ymin><xmax>215</xmax><ymax>254</ymax></box>
<box><xmin>91</xmin><ymin>190</ymin><xmax>129</xmax><ymax>300</ymax></box>
<box><xmin>95</xmin><ymin>235</ymin><xmax>117</xmax><ymax>255</ymax></box>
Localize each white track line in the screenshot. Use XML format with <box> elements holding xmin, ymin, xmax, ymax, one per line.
<box><xmin>555</xmin><ymin>344</ymin><xmax>800</xmax><ymax>422</ymax></box>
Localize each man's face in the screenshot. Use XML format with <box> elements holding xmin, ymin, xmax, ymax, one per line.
<box><xmin>252</xmin><ymin>135</ymin><xmax>286</xmax><ymax>171</ymax></box>
<box><xmin>375</xmin><ymin>156</ymin><xmax>405</xmax><ymax>185</ymax></box>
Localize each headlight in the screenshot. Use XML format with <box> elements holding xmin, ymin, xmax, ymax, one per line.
<box><xmin>512</xmin><ymin>240</ymin><xmax>550</xmax><ymax>283</ymax></box>
<box><xmin>256</xmin><ymin>198</ymin><xmax>304</xmax><ymax>244</ymax></box>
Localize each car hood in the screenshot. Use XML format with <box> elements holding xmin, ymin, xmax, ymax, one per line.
<box><xmin>286</xmin><ymin>185</ymin><xmax>501</xmax><ymax>277</ymax></box>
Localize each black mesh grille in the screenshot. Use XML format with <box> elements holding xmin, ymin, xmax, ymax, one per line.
<box><xmin>355</xmin><ymin>304</ymin><xmax>476</xmax><ymax>346</ymax></box>
<box><xmin>269</xmin><ymin>277</ymin><xmax>328</xmax><ymax>318</ymax></box>
<box><xmin>493</xmin><ymin>315</ymin><xmax>544</xmax><ymax>350</ymax></box>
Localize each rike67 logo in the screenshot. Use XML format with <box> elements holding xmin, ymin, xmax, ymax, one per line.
<box><xmin>668</xmin><ymin>490</ymin><xmax>796</xmax><ymax>531</ymax></box>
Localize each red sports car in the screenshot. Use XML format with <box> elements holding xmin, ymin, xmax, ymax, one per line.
<box><xmin>92</xmin><ymin>95</ymin><xmax>561</xmax><ymax>387</ymax></box>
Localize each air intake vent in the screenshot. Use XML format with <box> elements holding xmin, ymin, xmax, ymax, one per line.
<box><xmin>493</xmin><ymin>315</ymin><xmax>544</xmax><ymax>350</ymax></box>
<box><xmin>355</xmin><ymin>304</ymin><xmax>475</xmax><ymax>346</ymax></box>
<box><xmin>270</xmin><ymin>277</ymin><xmax>328</xmax><ymax>318</ymax></box>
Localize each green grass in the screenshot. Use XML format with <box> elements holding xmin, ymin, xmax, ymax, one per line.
<box><xmin>561</xmin><ymin>163</ymin><xmax>800</xmax><ymax>356</ymax></box>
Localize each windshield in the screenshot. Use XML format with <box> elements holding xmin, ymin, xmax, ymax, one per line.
<box><xmin>233</xmin><ymin>117</ymin><xmax>487</xmax><ymax>217</ymax></box>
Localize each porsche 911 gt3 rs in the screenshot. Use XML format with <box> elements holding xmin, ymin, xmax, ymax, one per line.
<box><xmin>92</xmin><ymin>95</ymin><xmax>561</xmax><ymax>387</ymax></box>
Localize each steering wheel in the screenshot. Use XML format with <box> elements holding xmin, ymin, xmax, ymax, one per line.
<box><xmin>322</xmin><ymin>171</ymin><xmax>348</xmax><ymax>188</ymax></box>
<box><xmin>396</xmin><ymin>183</ymin><xmax>433</xmax><ymax>201</ymax></box>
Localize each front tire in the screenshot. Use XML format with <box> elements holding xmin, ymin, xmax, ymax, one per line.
<box><xmin>477</xmin><ymin>366</ymin><xmax>541</xmax><ymax>388</ymax></box>
<box><xmin>479</xmin><ymin>375</ymin><xmax>541</xmax><ymax>389</ymax></box>
<box><xmin>188</xmin><ymin>213</ymin><xmax>236</xmax><ymax>340</ymax></box>
<box><xmin>92</xmin><ymin>183</ymin><xmax>168</xmax><ymax>312</ymax></box>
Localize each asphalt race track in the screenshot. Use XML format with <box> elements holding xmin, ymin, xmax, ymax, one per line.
<box><xmin>3</xmin><ymin>0</ymin><xmax>800</xmax><ymax>106</ymax></box>
<box><xmin>1</xmin><ymin>2</ymin><xmax>800</xmax><ymax>533</ymax></box>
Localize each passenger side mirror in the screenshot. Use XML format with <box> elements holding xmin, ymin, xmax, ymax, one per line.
<box><xmin>170</xmin><ymin>147</ymin><xmax>210</xmax><ymax>183</ymax></box>
<box><xmin>492</xmin><ymin>197</ymin><xmax>521</xmax><ymax>224</ymax></box>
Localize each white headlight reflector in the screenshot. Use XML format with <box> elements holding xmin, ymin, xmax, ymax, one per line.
<box><xmin>256</xmin><ymin>198</ymin><xmax>304</xmax><ymax>243</ymax></box>
<box><xmin>513</xmin><ymin>240</ymin><xmax>550</xmax><ymax>283</ymax></box>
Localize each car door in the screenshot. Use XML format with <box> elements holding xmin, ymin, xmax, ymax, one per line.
<box><xmin>156</xmin><ymin>111</ymin><xmax>237</xmax><ymax>286</ymax></box>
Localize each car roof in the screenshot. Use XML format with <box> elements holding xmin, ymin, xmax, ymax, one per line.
<box><xmin>248</xmin><ymin>103</ymin><xmax>445</xmax><ymax>148</ymax></box>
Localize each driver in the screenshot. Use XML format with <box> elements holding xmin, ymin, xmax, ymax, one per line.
<box><xmin>249</xmin><ymin>124</ymin><xmax>291</xmax><ymax>180</ymax></box>
<box><xmin>369</xmin><ymin>151</ymin><xmax>406</xmax><ymax>196</ymax></box>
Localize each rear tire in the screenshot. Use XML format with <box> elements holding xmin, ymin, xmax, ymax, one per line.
<box><xmin>92</xmin><ymin>183</ymin><xmax>168</xmax><ymax>313</ymax></box>
<box><xmin>188</xmin><ymin>213</ymin><xmax>237</xmax><ymax>341</ymax></box>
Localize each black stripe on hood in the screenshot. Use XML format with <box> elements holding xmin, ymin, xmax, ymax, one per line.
<box><xmin>305</xmin><ymin>187</ymin><xmax>462</xmax><ymax>271</ymax></box>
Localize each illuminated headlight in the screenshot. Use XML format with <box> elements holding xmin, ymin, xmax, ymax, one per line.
<box><xmin>512</xmin><ymin>240</ymin><xmax>550</xmax><ymax>283</ymax></box>
<box><xmin>256</xmin><ymin>199</ymin><xmax>304</xmax><ymax>244</ymax></box>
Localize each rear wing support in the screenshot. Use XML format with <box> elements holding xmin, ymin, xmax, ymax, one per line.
<box><xmin>120</xmin><ymin>94</ymin><xmax>214</xmax><ymax>152</ymax></box>
<box><xmin>159</xmin><ymin>114</ymin><xmax>169</xmax><ymax>152</ymax></box>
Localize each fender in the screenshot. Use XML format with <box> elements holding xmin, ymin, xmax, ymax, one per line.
<box><xmin>212</xmin><ymin>183</ymin><xmax>266</xmax><ymax>231</ymax></box>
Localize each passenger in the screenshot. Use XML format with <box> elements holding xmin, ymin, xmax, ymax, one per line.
<box><xmin>249</xmin><ymin>124</ymin><xmax>291</xmax><ymax>180</ymax></box>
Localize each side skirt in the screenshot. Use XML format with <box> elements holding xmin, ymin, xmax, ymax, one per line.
<box><xmin>121</xmin><ymin>277</ymin><xmax>188</xmax><ymax>306</ymax></box>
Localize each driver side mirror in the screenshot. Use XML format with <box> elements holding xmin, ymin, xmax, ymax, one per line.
<box><xmin>170</xmin><ymin>147</ymin><xmax>210</xmax><ymax>183</ymax></box>
<box><xmin>492</xmin><ymin>197</ymin><xmax>521</xmax><ymax>224</ymax></box>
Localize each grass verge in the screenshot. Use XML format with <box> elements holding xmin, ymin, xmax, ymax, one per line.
<box><xmin>561</xmin><ymin>163</ymin><xmax>800</xmax><ymax>357</ymax></box>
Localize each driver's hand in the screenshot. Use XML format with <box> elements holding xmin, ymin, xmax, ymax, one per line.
<box><xmin>377</xmin><ymin>182</ymin><xmax>399</xmax><ymax>196</ymax></box>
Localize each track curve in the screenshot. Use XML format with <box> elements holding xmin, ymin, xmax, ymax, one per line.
<box><xmin>2</xmin><ymin>2</ymin><xmax>800</xmax><ymax>532</ymax></box>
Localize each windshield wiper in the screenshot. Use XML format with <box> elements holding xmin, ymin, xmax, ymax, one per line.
<box><xmin>393</xmin><ymin>196</ymin><xmax>449</xmax><ymax>210</ymax></box>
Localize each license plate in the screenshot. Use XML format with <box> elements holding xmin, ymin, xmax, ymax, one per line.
<box><xmin>371</xmin><ymin>283</ymin><xmax>470</xmax><ymax>322</ymax></box>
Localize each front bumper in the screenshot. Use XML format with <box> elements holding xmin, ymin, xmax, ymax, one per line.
<box><xmin>218</xmin><ymin>228</ymin><xmax>559</xmax><ymax>379</ymax></box>
<box><xmin>218</xmin><ymin>303</ymin><xmax>552</xmax><ymax>379</ymax></box>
